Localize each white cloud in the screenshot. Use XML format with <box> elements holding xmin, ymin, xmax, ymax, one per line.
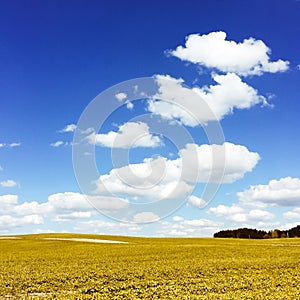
<box><xmin>170</xmin><ymin>31</ymin><xmax>289</xmax><ymax>76</ymax></box>
<box><xmin>59</xmin><ymin>124</ymin><xmax>77</xmax><ymax>133</ymax></box>
<box><xmin>283</xmin><ymin>208</ymin><xmax>300</xmax><ymax>219</ymax></box>
<box><xmin>47</xmin><ymin>192</ymin><xmax>128</xmax><ymax>216</ymax></box>
<box><xmin>187</xmin><ymin>195</ymin><xmax>207</xmax><ymax>208</ymax></box>
<box><xmin>149</xmin><ymin>73</ymin><xmax>266</xmax><ymax>126</ymax></box>
<box><xmin>0</xmin><ymin>194</ymin><xmax>18</xmax><ymax>206</ymax></box>
<box><xmin>0</xmin><ymin>180</ymin><xmax>17</xmax><ymax>188</ymax></box>
<box><xmin>238</xmin><ymin>177</ymin><xmax>300</xmax><ymax>207</ymax></box>
<box><xmin>133</xmin><ymin>212</ymin><xmax>160</xmax><ymax>223</ymax></box>
<box><xmin>172</xmin><ymin>216</ymin><xmax>184</xmax><ymax>222</ymax></box>
<box><xmin>115</xmin><ymin>92</ymin><xmax>127</xmax><ymax>101</ymax></box>
<box><xmin>209</xmin><ymin>204</ymin><xmax>244</xmax><ymax>217</ymax></box>
<box><xmin>179</xmin><ymin>142</ymin><xmax>260</xmax><ymax>183</ymax></box>
<box><xmin>87</xmin><ymin>122</ymin><xmax>162</xmax><ymax>148</ymax></box>
<box><xmin>209</xmin><ymin>204</ymin><xmax>274</xmax><ymax>223</ymax></box>
<box><xmin>159</xmin><ymin>217</ymin><xmax>222</xmax><ymax>237</ymax></box>
<box><xmin>0</xmin><ymin>192</ymin><xmax>129</xmax><ymax>231</ymax></box>
<box><xmin>74</xmin><ymin>219</ymin><xmax>141</xmax><ymax>235</ymax></box>
<box><xmin>126</xmin><ymin>101</ymin><xmax>134</xmax><ymax>110</ymax></box>
<box><xmin>50</xmin><ymin>141</ymin><xmax>67</xmax><ymax>147</ymax></box>
<box><xmin>182</xmin><ymin>218</ymin><xmax>219</xmax><ymax>227</ymax></box>
<box><xmin>12</xmin><ymin>201</ymin><xmax>51</xmax><ymax>216</ymax></box>
<box><xmin>94</xmin><ymin>142</ymin><xmax>259</xmax><ymax>203</ymax></box>
<box><xmin>0</xmin><ymin>143</ymin><xmax>21</xmax><ymax>148</ymax></box>
<box><xmin>9</xmin><ymin>142</ymin><xmax>21</xmax><ymax>147</ymax></box>
<box><xmin>0</xmin><ymin>195</ymin><xmax>44</xmax><ymax>232</ymax></box>
<box><xmin>95</xmin><ymin>156</ymin><xmax>193</xmax><ymax>201</ymax></box>
<box><xmin>297</xmin><ymin>64</ymin><xmax>300</xmax><ymax>70</ymax></box>
<box><xmin>115</xmin><ymin>92</ymin><xmax>134</xmax><ymax>110</ymax></box>
<box><xmin>0</xmin><ymin>215</ymin><xmax>43</xmax><ymax>231</ymax></box>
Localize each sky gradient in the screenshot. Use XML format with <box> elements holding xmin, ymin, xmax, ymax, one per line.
<box><xmin>1</xmin><ymin>0</ymin><xmax>300</xmax><ymax>236</ymax></box>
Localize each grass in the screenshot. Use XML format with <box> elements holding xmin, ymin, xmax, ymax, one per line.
<box><xmin>0</xmin><ymin>233</ymin><xmax>300</xmax><ymax>299</ymax></box>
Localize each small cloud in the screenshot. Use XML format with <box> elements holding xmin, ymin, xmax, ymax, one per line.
<box><xmin>50</xmin><ymin>141</ymin><xmax>67</xmax><ymax>147</ymax></box>
<box><xmin>133</xmin><ymin>212</ymin><xmax>160</xmax><ymax>223</ymax></box>
<box><xmin>133</xmin><ymin>85</ymin><xmax>139</xmax><ymax>93</ymax></box>
<box><xmin>0</xmin><ymin>180</ymin><xmax>17</xmax><ymax>188</ymax></box>
<box><xmin>115</xmin><ymin>92</ymin><xmax>133</xmax><ymax>110</ymax></box>
<box><xmin>126</xmin><ymin>101</ymin><xmax>134</xmax><ymax>110</ymax></box>
<box><xmin>0</xmin><ymin>143</ymin><xmax>21</xmax><ymax>148</ymax></box>
<box><xmin>173</xmin><ymin>216</ymin><xmax>184</xmax><ymax>222</ymax></box>
<box><xmin>0</xmin><ymin>165</ymin><xmax>3</xmax><ymax>171</ymax></box>
<box><xmin>187</xmin><ymin>195</ymin><xmax>207</xmax><ymax>208</ymax></box>
<box><xmin>59</xmin><ymin>124</ymin><xmax>77</xmax><ymax>133</ymax></box>
<box><xmin>9</xmin><ymin>142</ymin><xmax>21</xmax><ymax>148</ymax></box>
<box><xmin>284</xmin><ymin>207</ymin><xmax>300</xmax><ymax>219</ymax></box>
<box><xmin>297</xmin><ymin>64</ymin><xmax>300</xmax><ymax>70</ymax></box>
<box><xmin>115</xmin><ymin>92</ymin><xmax>127</xmax><ymax>101</ymax></box>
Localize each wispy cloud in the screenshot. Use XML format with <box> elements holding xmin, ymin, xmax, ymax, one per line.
<box><xmin>0</xmin><ymin>180</ymin><xmax>17</xmax><ymax>188</ymax></box>
<box><xmin>0</xmin><ymin>142</ymin><xmax>21</xmax><ymax>148</ymax></box>
<box><xmin>50</xmin><ymin>141</ymin><xmax>68</xmax><ymax>147</ymax></box>
<box><xmin>58</xmin><ymin>124</ymin><xmax>77</xmax><ymax>133</ymax></box>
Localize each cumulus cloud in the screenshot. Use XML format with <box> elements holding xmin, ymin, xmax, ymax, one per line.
<box><xmin>87</xmin><ymin>122</ymin><xmax>162</xmax><ymax>148</ymax></box>
<box><xmin>0</xmin><ymin>215</ymin><xmax>43</xmax><ymax>231</ymax></box>
<box><xmin>0</xmin><ymin>192</ymin><xmax>129</xmax><ymax>231</ymax></box>
<box><xmin>94</xmin><ymin>142</ymin><xmax>259</xmax><ymax>203</ymax></box>
<box><xmin>59</xmin><ymin>124</ymin><xmax>77</xmax><ymax>133</ymax></box>
<box><xmin>95</xmin><ymin>155</ymin><xmax>192</xmax><ymax>201</ymax></box>
<box><xmin>170</xmin><ymin>31</ymin><xmax>289</xmax><ymax>76</ymax></box>
<box><xmin>179</xmin><ymin>142</ymin><xmax>260</xmax><ymax>183</ymax></box>
<box><xmin>0</xmin><ymin>195</ymin><xmax>44</xmax><ymax>231</ymax></box>
<box><xmin>209</xmin><ymin>204</ymin><xmax>274</xmax><ymax>223</ymax></box>
<box><xmin>0</xmin><ymin>180</ymin><xmax>17</xmax><ymax>188</ymax></box>
<box><xmin>48</xmin><ymin>192</ymin><xmax>128</xmax><ymax>216</ymax></box>
<box><xmin>237</xmin><ymin>177</ymin><xmax>300</xmax><ymax>207</ymax></box>
<box><xmin>0</xmin><ymin>194</ymin><xmax>18</xmax><ymax>206</ymax></box>
<box><xmin>149</xmin><ymin>73</ymin><xmax>266</xmax><ymax>126</ymax></box>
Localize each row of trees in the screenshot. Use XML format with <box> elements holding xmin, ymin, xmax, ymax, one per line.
<box><xmin>214</xmin><ymin>225</ymin><xmax>300</xmax><ymax>239</ymax></box>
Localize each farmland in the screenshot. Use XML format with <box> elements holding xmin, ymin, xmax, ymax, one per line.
<box><xmin>0</xmin><ymin>233</ymin><xmax>299</xmax><ymax>299</ymax></box>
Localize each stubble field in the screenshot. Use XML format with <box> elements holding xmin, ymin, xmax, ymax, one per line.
<box><xmin>0</xmin><ymin>233</ymin><xmax>299</xmax><ymax>299</ymax></box>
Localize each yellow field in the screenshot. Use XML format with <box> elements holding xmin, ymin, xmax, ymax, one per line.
<box><xmin>0</xmin><ymin>233</ymin><xmax>300</xmax><ymax>299</ymax></box>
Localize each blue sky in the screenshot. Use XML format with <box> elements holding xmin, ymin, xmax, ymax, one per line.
<box><xmin>1</xmin><ymin>0</ymin><xmax>300</xmax><ymax>236</ymax></box>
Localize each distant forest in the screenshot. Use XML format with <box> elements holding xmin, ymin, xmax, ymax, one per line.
<box><xmin>213</xmin><ymin>225</ymin><xmax>300</xmax><ymax>239</ymax></box>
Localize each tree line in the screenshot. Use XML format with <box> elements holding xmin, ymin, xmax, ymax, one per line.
<box><xmin>213</xmin><ymin>225</ymin><xmax>300</xmax><ymax>239</ymax></box>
